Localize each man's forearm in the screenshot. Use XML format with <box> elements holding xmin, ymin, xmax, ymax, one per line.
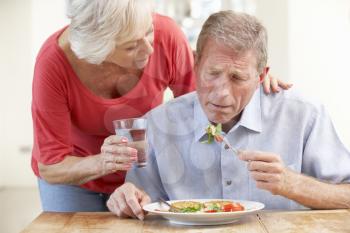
<box><xmin>282</xmin><ymin>171</ymin><xmax>350</xmax><ymax>209</ymax></box>
<box><xmin>38</xmin><ymin>154</ymin><xmax>104</xmax><ymax>185</ymax></box>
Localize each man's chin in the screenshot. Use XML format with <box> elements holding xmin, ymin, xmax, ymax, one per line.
<box><xmin>207</xmin><ymin>115</ymin><xmax>232</xmax><ymax>125</ymax></box>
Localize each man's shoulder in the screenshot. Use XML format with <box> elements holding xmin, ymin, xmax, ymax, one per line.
<box><xmin>145</xmin><ymin>92</ymin><xmax>198</xmax><ymax>136</ymax></box>
<box><xmin>261</xmin><ymin>88</ymin><xmax>324</xmax><ymax>118</ymax></box>
<box><xmin>148</xmin><ymin>92</ymin><xmax>197</xmax><ymax>118</ymax></box>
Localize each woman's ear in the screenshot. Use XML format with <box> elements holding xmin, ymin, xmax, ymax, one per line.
<box><xmin>259</xmin><ymin>66</ymin><xmax>270</xmax><ymax>83</ymax></box>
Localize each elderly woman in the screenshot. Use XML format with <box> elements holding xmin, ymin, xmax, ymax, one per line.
<box><xmin>31</xmin><ymin>0</ymin><xmax>288</xmax><ymax>212</ymax></box>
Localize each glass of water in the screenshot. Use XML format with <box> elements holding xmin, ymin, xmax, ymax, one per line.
<box><xmin>113</xmin><ymin>118</ymin><xmax>147</xmax><ymax>167</ymax></box>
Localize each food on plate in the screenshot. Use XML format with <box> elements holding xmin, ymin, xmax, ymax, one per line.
<box><xmin>168</xmin><ymin>200</ymin><xmax>244</xmax><ymax>213</ymax></box>
<box><xmin>202</xmin><ymin>123</ymin><xmax>223</xmax><ymax>144</ymax></box>
<box><xmin>203</xmin><ymin>200</ymin><xmax>244</xmax><ymax>213</ymax></box>
<box><xmin>170</xmin><ymin>201</ymin><xmax>202</xmax><ymax>213</ymax></box>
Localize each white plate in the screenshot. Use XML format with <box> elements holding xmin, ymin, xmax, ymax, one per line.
<box><xmin>143</xmin><ymin>199</ymin><xmax>264</xmax><ymax>226</ymax></box>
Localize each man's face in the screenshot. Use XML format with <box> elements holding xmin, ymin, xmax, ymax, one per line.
<box><xmin>195</xmin><ymin>38</ymin><xmax>265</xmax><ymax>130</ymax></box>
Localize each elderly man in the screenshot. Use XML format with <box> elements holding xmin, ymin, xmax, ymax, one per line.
<box><xmin>107</xmin><ymin>11</ymin><xmax>350</xmax><ymax>220</ymax></box>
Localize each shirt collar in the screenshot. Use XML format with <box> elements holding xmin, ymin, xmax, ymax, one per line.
<box><xmin>193</xmin><ymin>95</ymin><xmax>211</xmax><ymax>142</ymax></box>
<box><xmin>193</xmin><ymin>87</ymin><xmax>262</xmax><ymax>142</ymax></box>
<box><xmin>237</xmin><ymin>86</ymin><xmax>262</xmax><ymax>133</ymax></box>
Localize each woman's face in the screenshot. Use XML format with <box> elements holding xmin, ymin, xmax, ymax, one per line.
<box><xmin>105</xmin><ymin>25</ymin><xmax>154</xmax><ymax>70</ymax></box>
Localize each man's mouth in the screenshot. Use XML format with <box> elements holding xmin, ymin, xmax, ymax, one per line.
<box><xmin>208</xmin><ymin>103</ymin><xmax>231</xmax><ymax>109</ymax></box>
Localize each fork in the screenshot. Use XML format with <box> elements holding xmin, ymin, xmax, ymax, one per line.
<box><xmin>221</xmin><ymin>137</ymin><xmax>239</xmax><ymax>155</ymax></box>
<box><xmin>158</xmin><ymin>197</ymin><xmax>181</xmax><ymax>212</ymax></box>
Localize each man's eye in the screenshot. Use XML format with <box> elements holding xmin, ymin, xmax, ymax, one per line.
<box><xmin>231</xmin><ymin>75</ymin><xmax>244</xmax><ymax>81</ymax></box>
<box><xmin>210</xmin><ymin>72</ymin><xmax>220</xmax><ymax>76</ymax></box>
<box><xmin>126</xmin><ymin>46</ymin><xmax>137</xmax><ymax>51</ymax></box>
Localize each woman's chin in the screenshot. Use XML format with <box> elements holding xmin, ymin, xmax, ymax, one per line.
<box><xmin>135</xmin><ymin>58</ymin><xmax>149</xmax><ymax>69</ymax></box>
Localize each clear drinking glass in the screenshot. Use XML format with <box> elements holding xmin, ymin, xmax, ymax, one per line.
<box><xmin>113</xmin><ymin>118</ymin><xmax>147</xmax><ymax>167</ymax></box>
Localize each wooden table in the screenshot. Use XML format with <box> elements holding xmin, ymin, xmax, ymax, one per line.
<box><xmin>21</xmin><ymin>209</ymin><xmax>350</xmax><ymax>233</ymax></box>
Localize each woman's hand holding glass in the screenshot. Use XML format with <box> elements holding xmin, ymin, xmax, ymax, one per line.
<box><xmin>98</xmin><ymin>135</ymin><xmax>138</xmax><ymax>175</ymax></box>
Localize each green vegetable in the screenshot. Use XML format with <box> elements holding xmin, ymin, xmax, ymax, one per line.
<box><xmin>205</xmin><ymin>203</ymin><xmax>220</xmax><ymax>211</ymax></box>
<box><xmin>201</xmin><ymin>123</ymin><xmax>222</xmax><ymax>144</ymax></box>
<box><xmin>180</xmin><ymin>207</ymin><xmax>201</xmax><ymax>213</ymax></box>
<box><xmin>179</xmin><ymin>203</ymin><xmax>203</xmax><ymax>213</ymax></box>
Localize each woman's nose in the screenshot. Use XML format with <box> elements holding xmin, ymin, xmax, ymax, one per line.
<box><xmin>140</xmin><ymin>37</ymin><xmax>154</xmax><ymax>55</ymax></box>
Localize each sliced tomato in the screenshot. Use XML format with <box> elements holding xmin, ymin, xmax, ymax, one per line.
<box><xmin>222</xmin><ymin>203</ymin><xmax>234</xmax><ymax>212</ymax></box>
<box><xmin>223</xmin><ymin>203</ymin><xmax>244</xmax><ymax>212</ymax></box>
<box><xmin>233</xmin><ymin>203</ymin><xmax>244</xmax><ymax>211</ymax></box>
<box><xmin>205</xmin><ymin>209</ymin><xmax>218</xmax><ymax>213</ymax></box>
<box><xmin>214</xmin><ymin>134</ymin><xmax>223</xmax><ymax>142</ymax></box>
<box><xmin>232</xmin><ymin>206</ymin><xmax>244</xmax><ymax>211</ymax></box>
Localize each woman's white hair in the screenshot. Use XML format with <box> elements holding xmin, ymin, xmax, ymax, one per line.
<box><xmin>66</xmin><ymin>0</ymin><xmax>154</xmax><ymax>64</ymax></box>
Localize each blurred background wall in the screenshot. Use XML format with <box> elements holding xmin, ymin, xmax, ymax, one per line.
<box><xmin>1</xmin><ymin>0</ymin><xmax>350</xmax><ymax>232</ymax></box>
<box><xmin>0</xmin><ymin>0</ymin><xmax>350</xmax><ymax>188</ymax></box>
<box><xmin>0</xmin><ymin>0</ymin><xmax>69</xmax><ymax>187</ymax></box>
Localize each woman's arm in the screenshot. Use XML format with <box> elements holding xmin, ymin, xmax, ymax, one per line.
<box><xmin>38</xmin><ymin>135</ymin><xmax>137</xmax><ymax>185</ymax></box>
<box><xmin>38</xmin><ymin>154</ymin><xmax>101</xmax><ymax>185</ymax></box>
<box><xmin>32</xmin><ymin>50</ymin><xmax>139</xmax><ymax>185</ymax></box>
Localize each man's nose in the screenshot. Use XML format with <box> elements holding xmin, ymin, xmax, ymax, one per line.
<box><xmin>213</xmin><ymin>78</ymin><xmax>230</xmax><ymax>98</ymax></box>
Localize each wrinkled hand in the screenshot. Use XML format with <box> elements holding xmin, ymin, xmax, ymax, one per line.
<box><xmin>238</xmin><ymin>150</ymin><xmax>295</xmax><ymax>196</ymax></box>
<box><xmin>263</xmin><ymin>73</ymin><xmax>293</xmax><ymax>94</ymax></box>
<box><xmin>107</xmin><ymin>182</ymin><xmax>151</xmax><ymax>220</ymax></box>
<box><xmin>98</xmin><ymin>135</ymin><xmax>138</xmax><ymax>175</ymax></box>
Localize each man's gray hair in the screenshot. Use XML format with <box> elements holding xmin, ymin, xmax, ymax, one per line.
<box><xmin>66</xmin><ymin>0</ymin><xmax>154</xmax><ymax>64</ymax></box>
<box><xmin>196</xmin><ymin>10</ymin><xmax>268</xmax><ymax>72</ymax></box>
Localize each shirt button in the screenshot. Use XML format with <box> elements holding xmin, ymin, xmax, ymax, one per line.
<box><xmin>224</xmin><ymin>144</ymin><xmax>230</xmax><ymax>150</ymax></box>
<box><xmin>226</xmin><ymin>180</ymin><xmax>232</xmax><ymax>186</ymax></box>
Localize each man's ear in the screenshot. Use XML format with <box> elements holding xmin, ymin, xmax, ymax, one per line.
<box><xmin>259</xmin><ymin>66</ymin><xmax>270</xmax><ymax>83</ymax></box>
<box><xmin>193</xmin><ymin>52</ymin><xmax>200</xmax><ymax>72</ymax></box>
<box><xmin>193</xmin><ymin>51</ymin><xmax>199</xmax><ymax>66</ymax></box>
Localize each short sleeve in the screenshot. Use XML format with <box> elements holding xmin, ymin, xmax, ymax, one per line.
<box><xmin>166</xmin><ymin>19</ymin><xmax>196</xmax><ymax>97</ymax></box>
<box><xmin>32</xmin><ymin>54</ymin><xmax>73</xmax><ymax>165</ymax></box>
<box><xmin>302</xmin><ymin>105</ymin><xmax>350</xmax><ymax>183</ymax></box>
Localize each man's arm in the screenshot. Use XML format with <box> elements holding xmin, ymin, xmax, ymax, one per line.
<box><xmin>107</xmin><ymin>182</ymin><xmax>151</xmax><ymax>220</ymax></box>
<box><xmin>124</xmin><ymin>140</ymin><xmax>168</xmax><ymax>202</ymax></box>
<box><xmin>239</xmin><ymin>150</ymin><xmax>350</xmax><ymax>209</ymax></box>
<box><xmin>284</xmin><ymin>170</ymin><xmax>350</xmax><ymax>209</ymax></box>
<box><xmin>238</xmin><ymin>102</ymin><xmax>350</xmax><ymax>209</ymax></box>
<box><xmin>107</xmin><ymin>132</ymin><xmax>168</xmax><ymax>219</ymax></box>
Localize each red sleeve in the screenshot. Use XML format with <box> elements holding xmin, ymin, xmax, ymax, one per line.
<box><xmin>32</xmin><ymin>49</ymin><xmax>73</xmax><ymax>165</ymax></box>
<box><xmin>166</xmin><ymin>18</ymin><xmax>196</xmax><ymax>97</ymax></box>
